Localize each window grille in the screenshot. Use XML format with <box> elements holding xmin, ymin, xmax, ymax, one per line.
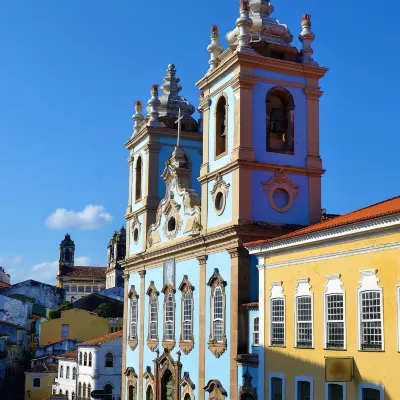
<box><xmin>213</xmin><ymin>286</ymin><xmax>224</xmax><ymax>341</ymax></box>
<box><xmin>271</xmin><ymin>377</ymin><xmax>283</xmax><ymax>400</ymax></box>
<box><xmin>150</xmin><ymin>295</ymin><xmax>158</xmax><ymax>340</ymax></box>
<box><xmin>296</xmin><ymin>296</ymin><xmax>312</xmax><ymax>348</ymax></box>
<box><xmin>326</xmin><ymin>293</ymin><xmax>344</xmax><ymax>349</ymax></box>
<box><xmin>360</xmin><ymin>291</ymin><xmax>382</xmax><ymax>350</ymax></box>
<box><xmin>253</xmin><ymin>317</ymin><xmax>259</xmax><ymax>346</ymax></box>
<box><xmin>183</xmin><ymin>292</ymin><xmax>192</xmax><ymax>341</ymax></box>
<box><xmin>271</xmin><ymin>298</ymin><xmax>285</xmax><ymax>346</ymax></box>
<box><xmin>85</xmin><ymin>286</ymin><xmax>91</xmax><ymax>293</ymax></box>
<box><xmin>165</xmin><ymin>293</ymin><xmax>174</xmax><ymax>340</ymax></box>
<box><xmin>131</xmin><ymin>298</ymin><xmax>138</xmax><ymax>339</ymax></box>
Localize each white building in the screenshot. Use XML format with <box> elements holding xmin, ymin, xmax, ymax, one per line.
<box><xmin>52</xmin><ymin>350</ymin><xmax>78</xmax><ymax>399</ymax></box>
<box><xmin>53</xmin><ymin>331</ymin><xmax>122</xmax><ymax>400</ymax></box>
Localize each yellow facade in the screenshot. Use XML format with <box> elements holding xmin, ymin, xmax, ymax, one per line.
<box><xmin>261</xmin><ymin>229</ymin><xmax>400</xmax><ymax>399</ymax></box>
<box><xmin>40</xmin><ymin>308</ymin><xmax>110</xmax><ymax>345</ymax></box>
<box><xmin>25</xmin><ymin>372</ymin><xmax>57</xmax><ymax>400</ymax></box>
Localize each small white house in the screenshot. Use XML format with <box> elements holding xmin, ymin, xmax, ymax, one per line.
<box><xmin>52</xmin><ymin>350</ymin><xmax>78</xmax><ymax>400</ymax></box>
<box><xmin>77</xmin><ymin>330</ymin><xmax>122</xmax><ymax>400</ymax></box>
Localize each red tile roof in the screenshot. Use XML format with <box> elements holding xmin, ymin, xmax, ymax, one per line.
<box><xmin>26</xmin><ymin>363</ymin><xmax>58</xmax><ymax>373</ymax></box>
<box><xmin>55</xmin><ymin>350</ymin><xmax>77</xmax><ymax>360</ymax></box>
<box><xmin>78</xmin><ymin>330</ymin><xmax>123</xmax><ymax>346</ymax></box>
<box><xmin>62</xmin><ymin>266</ymin><xmax>106</xmax><ymax>277</ymax></box>
<box><xmin>245</xmin><ymin>196</ymin><xmax>400</xmax><ymax>248</ymax></box>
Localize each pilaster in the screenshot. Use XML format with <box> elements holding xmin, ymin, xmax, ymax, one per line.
<box><xmin>121</xmin><ymin>272</ymin><xmax>130</xmax><ymax>400</ymax></box>
<box><xmin>257</xmin><ymin>260</ymin><xmax>266</xmax><ymax>400</ymax></box>
<box><xmin>139</xmin><ymin>270</ymin><xmax>146</xmax><ymax>400</ymax></box>
<box><xmin>197</xmin><ymin>255</ymin><xmax>208</xmax><ymax>400</ymax></box>
<box><xmin>127</xmin><ymin>154</ymin><xmax>134</xmax><ymax>216</ymax></box>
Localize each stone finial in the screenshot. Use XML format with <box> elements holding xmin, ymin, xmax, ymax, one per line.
<box><xmin>147</xmin><ymin>84</ymin><xmax>162</xmax><ymax>127</ymax></box>
<box><xmin>197</xmin><ymin>91</ymin><xmax>204</xmax><ymax>133</ymax></box>
<box><xmin>299</xmin><ymin>14</ymin><xmax>318</xmax><ymax>66</ymax></box>
<box><xmin>236</xmin><ymin>0</ymin><xmax>255</xmax><ymax>54</ymax></box>
<box><xmin>207</xmin><ymin>25</ymin><xmax>223</xmax><ymax>71</ymax></box>
<box><xmin>132</xmin><ymin>100</ymin><xmax>144</xmax><ymax>137</ymax></box>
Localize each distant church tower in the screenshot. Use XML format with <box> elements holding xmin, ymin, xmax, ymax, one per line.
<box><xmin>58</xmin><ymin>233</ymin><xmax>75</xmax><ymax>277</ymax></box>
<box><xmin>106</xmin><ymin>226</ymin><xmax>126</xmax><ymax>289</ymax></box>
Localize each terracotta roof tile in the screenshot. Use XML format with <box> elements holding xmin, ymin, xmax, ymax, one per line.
<box><xmin>62</xmin><ymin>266</ymin><xmax>106</xmax><ymax>277</ymax></box>
<box><xmin>245</xmin><ymin>196</ymin><xmax>400</xmax><ymax>248</ymax></box>
<box><xmin>55</xmin><ymin>350</ymin><xmax>77</xmax><ymax>360</ymax></box>
<box><xmin>78</xmin><ymin>330</ymin><xmax>123</xmax><ymax>346</ymax></box>
<box><xmin>26</xmin><ymin>363</ymin><xmax>58</xmax><ymax>373</ymax></box>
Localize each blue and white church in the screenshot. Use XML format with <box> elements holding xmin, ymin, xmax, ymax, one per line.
<box><xmin>121</xmin><ymin>1</ymin><xmax>327</xmax><ymax>399</ymax></box>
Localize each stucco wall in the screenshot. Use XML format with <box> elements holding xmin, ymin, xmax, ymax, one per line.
<box><xmin>0</xmin><ymin>294</ymin><xmax>31</xmax><ymax>328</ymax></box>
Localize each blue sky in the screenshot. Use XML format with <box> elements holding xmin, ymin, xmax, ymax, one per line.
<box><xmin>1</xmin><ymin>0</ymin><xmax>398</xmax><ymax>284</ymax></box>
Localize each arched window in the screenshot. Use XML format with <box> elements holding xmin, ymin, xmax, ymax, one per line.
<box><xmin>72</xmin><ymin>367</ymin><xmax>76</xmax><ymax>380</ymax></box>
<box><xmin>163</xmin><ymin>288</ymin><xmax>175</xmax><ymax>342</ymax></box>
<box><xmin>131</xmin><ymin>295</ymin><xmax>138</xmax><ymax>340</ymax></box>
<box><xmin>147</xmin><ymin>281</ymin><xmax>159</xmax><ymax>349</ymax></box>
<box><xmin>215</xmin><ymin>95</ymin><xmax>228</xmax><ymax>157</ymax></box>
<box><xmin>65</xmin><ymin>390</ymin><xmax>69</xmax><ymax>397</ymax></box>
<box><xmin>53</xmin><ymin>389</ymin><xmax>56</xmax><ymax>395</ymax></box>
<box><xmin>213</xmin><ymin>286</ymin><xmax>224</xmax><ymax>341</ymax></box>
<box><xmin>78</xmin><ymin>382</ymin><xmax>82</xmax><ymax>397</ymax></box>
<box><xmin>33</xmin><ymin>377</ymin><xmax>41</xmax><ymax>388</ymax></box>
<box><xmin>105</xmin><ymin>352</ymin><xmax>113</xmax><ymax>367</ymax></box>
<box><xmin>129</xmin><ymin>385</ymin><xmax>137</xmax><ymax>400</ymax></box>
<box><xmin>88</xmin><ymin>352</ymin><xmax>92</xmax><ymax>367</ymax></box>
<box><xmin>60</xmin><ymin>365</ymin><xmax>64</xmax><ymax>378</ymax></box>
<box><xmin>135</xmin><ymin>156</ymin><xmax>142</xmax><ymax>202</ymax></box>
<box><xmin>72</xmin><ymin>392</ymin><xmax>75</xmax><ymax>400</ymax></box>
<box><xmin>66</xmin><ymin>366</ymin><xmax>70</xmax><ymax>379</ymax></box>
<box><xmin>146</xmin><ymin>386</ymin><xmax>154</xmax><ymax>400</ymax></box>
<box><xmin>84</xmin><ymin>352</ymin><xmax>87</xmax><ymax>366</ymax></box>
<box><xmin>266</xmin><ymin>86</ymin><xmax>295</xmax><ymax>153</ymax></box>
<box><xmin>59</xmin><ymin>389</ymin><xmax>62</xmax><ymax>394</ymax></box>
<box><xmin>183</xmin><ymin>291</ymin><xmax>193</xmax><ymax>340</ymax></box>
<box><xmin>79</xmin><ymin>352</ymin><xmax>82</xmax><ymax>365</ymax></box>
<box><xmin>88</xmin><ymin>383</ymin><xmax>92</xmax><ymax>399</ymax></box>
<box><xmin>104</xmin><ymin>383</ymin><xmax>113</xmax><ymax>400</ymax></box>
<box><xmin>83</xmin><ymin>383</ymin><xmax>86</xmax><ymax>398</ymax></box>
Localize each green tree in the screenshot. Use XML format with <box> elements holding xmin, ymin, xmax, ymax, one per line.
<box><xmin>48</xmin><ymin>301</ymin><xmax>72</xmax><ymax>320</ymax></box>
<box><xmin>95</xmin><ymin>303</ymin><xmax>114</xmax><ymax>318</ymax></box>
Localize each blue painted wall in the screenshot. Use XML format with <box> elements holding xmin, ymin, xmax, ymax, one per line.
<box><xmin>248</xmin><ymin>309</ymin><xmax>259</xmax><ymax>355</ymax></box>
<box><xmin>251</xmin><ymin>170</ymin><xmax>309</xmax><ymax>225</ymax></box>
<box><xmin>205</xmin><ymin>251</ymin><xmax>231</xmax><ymax>396</ymax></box>
<box><xmin>249</xmin><ymin>255</ymin><xmax>259</xmax><ymax>302</ymax></box>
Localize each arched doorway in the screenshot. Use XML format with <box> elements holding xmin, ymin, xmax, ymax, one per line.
<box><xmin>128</xmin><ymin>384</ymin><xmax>137</xmax><ymax>400</ymax></box>
<box><xmin>146</xmin><ymin>386</ymin><xmax>154</xmax><ymax>400</ymax></box>
<box><xmin>183</xmin><ymin>395</ymin><xmax>191</xmax><ymax>400</ymax></box>
<box><xmin>104</xmin><ymin>384</ymin><xmax>113</xmax><ymax>400</ymax></box>
<box><xmin>160</xmin><ymin>369</ymin><xmax>174</xmax><ymax>400</ymax></box>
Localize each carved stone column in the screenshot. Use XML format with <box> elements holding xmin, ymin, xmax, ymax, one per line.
<box><xmin>227</xmin><ymin>247</ymin><xmax>250</xmax><ymax>400</ymax></box>
<box><xmin>197</xmin><ymin>255</ymin><xmax>207</xmax><ymax>400</ymax></box>
<box><xmin>139</xmin><ymin>270</ymin><xmax>146</xmax><ymax>400</ymax></box>
<box><xmin>174</xmin><ymin>351</ymin><xmax>182</xmax><ymax>400</ymax></box>
<box><xmin>121</xmin><ymin>272</ymin><xmax>130</xmax><ymax>400</ymax></box>
<box><xmin>153</xmin><ymin>349</ymin><xmax>160</xmax><ymax>400</ymax></box>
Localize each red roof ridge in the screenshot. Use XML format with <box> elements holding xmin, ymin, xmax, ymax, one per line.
<box><xmin>78</xmin><ymin>330</ymin><xmax>123</xmax><ymax>347</ymax></box>
<box><xmin>245</xmin><ymin>195</ymin><xmax>400</xmax><ymax>248</ymax></box>
<box><xmin>55</xmin><ymin>350</ymin><xmax>77</xmax><ymax>359</ymax></box>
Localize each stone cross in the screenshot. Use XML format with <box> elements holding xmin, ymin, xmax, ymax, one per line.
<box><xmin>174</xmin><ymin>108</ymin><xmax>184</xmax><ymax>147</ymax></box>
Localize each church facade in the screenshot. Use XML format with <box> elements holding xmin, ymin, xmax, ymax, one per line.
<box><xmin>121</xmin><ymin>1</ymin><xmax>327</xmax><ymax>399</ymax></box>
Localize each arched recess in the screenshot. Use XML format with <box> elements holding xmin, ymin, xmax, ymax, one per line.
<box><xmin>135</xmin><ymin>156</ymin><xmax>143</xmax><ymax>202</ymax></box>
<box><xmin>144</xmin><ymin>366</ymin><xmax>155</xmax><ymax>400</ymax></box>
<box><xmin>125</xmin><ymin>366</ymin><xmax>138</xmax><ymax>400</ymax></box>
<box><xmin>128</xmin><ymin>285</ymin><xmax>139</xmax><ymax>350</ymax></box>
<box><xmin>214</xmin><ymin>93</ymin><xmax>228</xmax><ymax>158</ymax></box>
<box><xmin>266</xmin><ymin>86</ymin><xmax>295</xmax><ymax>153</ymax></box>
<box><xmin>180</xmin><ymin>371</ymin><xmax>195</xmax><ymax>400</ymax></box>
<box><xmin>146</xmin><ymin>281</ymin><xmax>160</xmax><ymax>351</ymax></box>
<box><xmin>161</xmin><ymin>284</ymin><xmax>176</xmax><ymax>351</ymax></box>
<box><xmin>204</xmin><ymin>379</ymin><xmax>228</xmax><ymax>400</ymax></box>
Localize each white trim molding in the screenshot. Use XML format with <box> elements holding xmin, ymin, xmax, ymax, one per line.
<box><xmin>357</xmin><ymin>382</ymin><xmax>384</xmax><ymax>400</ymax></box>
<box><xmin>258</xmin><ymin>260</ymin><xmax>265</xmax><ymax>399</ymax></box>
<box><xmin>323</xmin><ymin>274</ymin><xmax>346</xmax><ymax>350</ymax></box>
<box><xmin>294</xmin><ymin>376</ymin><xmax>314</xmax><ymax>400</ymax></box>
<box><xmin>294</xmin><ymin>278</ymin><xmax>314</xmax><ymax>349</ymax></box>
<box><xmin>269</xmin><ymin>372</ymin><xmax>286</xmax><ymax>400</ymax></box>
<box><xmin>269</xmin><ymin>281</ymin><xmax>285</xmax><ymax>347</ymax></box>
<box><xmin>325</xmin><ymin>382</ymin><xmax>346</xmax><ymax>400</ymax></box>
<box><xmin>357</xmin><ymin>269</ymin><xmax>384</xmax><ymax>351</ymax></box>
<box><xmin>397</xmin><ymin>278</ymin><xmax>400</xmax><ymax>351</ymax></box>
<box><xmin>246</xmin><ymin>214</ymin><xmax>400</xmax><ymax>255</ymax></box>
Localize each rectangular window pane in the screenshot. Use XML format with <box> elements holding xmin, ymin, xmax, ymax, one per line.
<box><xmin>328</xmin><ymin>383</ymin><xmax>343</xmax><ymax>400</ymax></box>
<box><xmin>61</xmin><ymin>324</ymin><xmax>69</xmax><ymax>338</ymax></box>
<box><xmin>78</xmin><ymin>286</ymin><xmax>84</xmax><ymax>293</ymax></box>
<box><xmin>71</xmin><ymin>286</ymin><xmax>77</xmax><ymax>293</ymax></box>
<box><xmin>297</xmin><ymin>381</ymin><xmax>310</xmax><ymax>400</ymax></box>
<box><xmin>85</xmin><ymin>286</ymin><xmax>92</xmax><ymax>293</ymax></box>
<box><xmin>92</xmin><ymin>286</ymin><xmax>99</xmax><ymax>292</ymax></box>
<box><xmin>362</xmin><ymin>388</ymin><xmax>380</xmax><ymax>400</ymax></box>
<box><xmin>360</xmin><ymin>291</ymin><xmax>382</xmax><ymax>350</ymax></box>
<box><xmin>64</xmin><ymin>285</ymin><xmax>70</xmax><ymax>292</ymax></box>
<box><xmin>271</xmin><ymin>298</ymin><xmax>285</xmax><ymax>346</ymax></box>
<box><xmin>271</xmin><ymin>377</ymin><xmax>283</xmax><ymax>400</ymax></box>
<box><xmin>326</xmin><ymin>294</ymin><xmax>344</xmax><ymax>349</ymax></box>
<box><xmin>253</xmin><ymin>317</ymin><xmax>259</xmax><ymax>346</ymax></box>
<box><xmin>296</xmin><ymin>297</ymin><xmax>312</xmax><ymax>348</ymax></box>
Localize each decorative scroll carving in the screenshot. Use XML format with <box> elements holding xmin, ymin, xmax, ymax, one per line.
<box><xmin>261</xmin><ymin>169</ymin><xmax>299</xmax><ymax>213</ymax></box>
<box><xmin>204</xmin><ymin>379</ymin><xmax>227</xmax><ymax>399</ymax></box>
<box><xmin>143</xmin><ymin>366</ymin><xmax>155</xmax><ymax>399</ymax></box>
<box><xmin>180</xmin><ymin>372</ymin><xmax>196</xmax><ymax>399</ymax></box>
<box><xmin>125</xmin><ymin>367</ymin><xmax>138</xmax><ymax>395</ymax></box>
<box><xmin>131</xmin><ymin>214</ymin><xmax>141</xmax><ymax>245</ymax></box>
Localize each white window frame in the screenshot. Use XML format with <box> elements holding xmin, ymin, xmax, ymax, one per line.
<box><xmin>357</xmin><ymin>382</ymin><xmax>384</xmax><ymax>400</ymax></box>
<box><xmin>269</xmin><ymin>372</ymin><xmax>285</xmax><ymax>400</ymax></box>
<box><xmin>323</xmin><ymin>274</ymin><xmax>346</xmax><ymax>350</ymax></box>
<box><xmin>294</xmin><ymin>278</ymin><xmax>314</xmax><ymax>349</ymax></box>
<box><xmin>164</xmin><ymin>292</ymin><xmax>175</xmax><ymax>341</ymax></box>
<box><xmin>182</xmin><ymin>290</ymin><xmax>193</xmax><ymax>342</ymax></box>
<box><xmin>212</xmin><ymin>286</ymin><xmax>225</xmax><ymax>342</ymax></box>
<box><xmin>32</xmin><ymin>377</ymin><xmax>41</xmax><ymax>388</ymax></box>
<box><xmin>357</xmin><ymin>269</ymin><xmax>384</xmax><ymax>351</ymax></box>
<box><xmin>269</xmin><ymin>281</ymin><xmax>285</xmax><ymax>347</ymax></box>
<box><xmin>130</xmin><ymin>297</ymin><xmax>138</xmax><ymax>339</ymax></box>
<box><xmin>253</xmin><ymin>316</ymin><xmax>259</xmax><ymax>346</ymax></box>
<box><xmin>325</xmin><ymin>382</ymin><xmax>346</xmax><ymax>400</ymax></box>
<box><xmin>295</xmin><ymin>376</ymin><xmax>313</xmax><ymax>400</ymax></box>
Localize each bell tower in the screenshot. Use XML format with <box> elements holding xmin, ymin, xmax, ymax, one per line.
<box><xmin>58</xmin><ymin>233</ymin><xmax>75</xmax><ymax>284</ymax></box>
<box><xmin>106</xmin><ymin>226</ymin><xmax>126</xmax><ymax>289</ymax></box>
<box><xmin>196</xmin><ymin>1</ymin><xmax>327</xmax><ymax>233</ymax></box>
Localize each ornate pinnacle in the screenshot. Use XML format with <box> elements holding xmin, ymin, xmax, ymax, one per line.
<box><xmin>147</xmin><ymin>84</ymin><xmax>162</xmax><ymax>127</ymax></box>
<box><xmin>207</xmin><ymin>25</ymin><xmax>223</xmax><ymax>71</ymax></box>
<box><xmin>132</xmin><ymin>100</ymin><xmax>144</xmax><ymax>137</ymax></box>
<box><xmin>299</xmin><ymin>14</ymin><xmax>318</xmax><ymax>66</ymax></box>
<box><xmin>236</xmin><ymin>0</ymin><xmax>255</xmax><ymax>54</ymax></box>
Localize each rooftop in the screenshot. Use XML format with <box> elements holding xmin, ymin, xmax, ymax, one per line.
<box><xmin>78</xmin><ymin>330</ymin><xmax>123</xmax><ymax>347</ymax></box>
<box><xmin>62</xmin><ymin>266</ymin><xmax>106</xmax><ymax>278</ymax></box>
<box><xmin>26</xmin><ymin>363</ymin><xmax>58</xmax><ymax>373</ymax></box>
<box><xmin>55</xmin><ymin>350</ymin><xmax>77</xmax><ymax>360</ymax></box>
<box><xmin>242</xmin><ymin>301</ymin><xmax>259</xmax><ymax>311</ymax></box>
<box><xmin>245</xmin><ymin>196</ymin><xmax>400</xmax><ymax>249</ymax></box>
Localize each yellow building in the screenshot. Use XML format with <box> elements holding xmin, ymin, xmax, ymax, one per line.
<box><xmin>24</xmin><ymin>363</ymin><xmax>58</xmax><ymax>400</ymax></box>
<box><xmin>40</xmin><ymin>308</ymin><xmax>110</xmax><ymax>345</ymax></box>
<box><xmin>246</xmin><ymin>196</ymin><xmax>400</xmax><ymax>400</ymax></box>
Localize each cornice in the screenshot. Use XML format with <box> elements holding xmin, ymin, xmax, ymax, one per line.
<box><xmin>249</xmin><ymin>214</ymin><xmax>400</xmax><ymax>256</ymax></box>
<box><xmin>198</xmin><ymin>159</ymin><xmax>324</xmax><ymax>184</ymax></box>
